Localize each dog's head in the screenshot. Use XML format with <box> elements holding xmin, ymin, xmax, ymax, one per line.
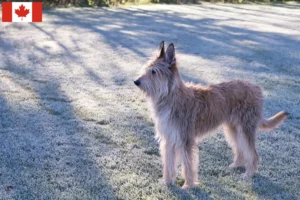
<box><xmin>134</xmin><ymin>41</ymin><xmax>181</xmax><ymax>98</ymax></box>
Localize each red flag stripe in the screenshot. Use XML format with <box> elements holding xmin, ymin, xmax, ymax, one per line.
<box><xmin>32</xmin><ymin>2</ymin><xmax>42</xmax><ymax>22</ymax></box>
<box><xmin>2</xmin><ymin>2</ymin><xmax>12</xmax><ymax>22</ymax></box>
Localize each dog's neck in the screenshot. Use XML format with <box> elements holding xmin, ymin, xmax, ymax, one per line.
<box><xmin>149</xmin><ymin>71</ymin><xmax>187</xmax><ymax>108</ymax></box>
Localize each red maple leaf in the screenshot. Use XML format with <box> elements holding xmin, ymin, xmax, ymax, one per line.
<box><xmin>15</xmin><ymin>4</ymin><xmax>30</xmax><ymax>21</ymax></box>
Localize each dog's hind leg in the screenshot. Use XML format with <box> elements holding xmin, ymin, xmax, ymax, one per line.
<box><xmin>224</xmin><ymin>124</ymin><xmax>245</xmax><ymax>169</ymax></box>
<box><xmin>159</xmin><ymin>140</ymin><xmax>177</xmax><ymax>184</ymax></box>
<box><xmin>181</xmin><ymin>143</ymin><xmax>199</xmax><ymax>189</ymax></box>
<box><xmin>240</xmin><ymin>124</ymin><xmax>259</xmax><ymax>178</ymax></box>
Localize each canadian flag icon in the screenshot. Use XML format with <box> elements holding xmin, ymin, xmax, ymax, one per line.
<box><xmin>2</xmin><ymin>2</ymin><xmax>42</xmax><ymax>22</ymax></box>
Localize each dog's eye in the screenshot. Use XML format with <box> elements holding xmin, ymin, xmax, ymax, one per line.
<box><xmin>152</xmin><ymin>70</ymin><xmax>156</xmax><ymax>75</ymax></box>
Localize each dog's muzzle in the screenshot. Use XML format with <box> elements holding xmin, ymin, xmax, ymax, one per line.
<box><xmin>134</xmin><ymin>80</ymin><xmax>141</xmax><ymax>86</ymax></box>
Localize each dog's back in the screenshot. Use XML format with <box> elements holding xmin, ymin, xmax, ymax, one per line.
<box><xmin>178</xmin><ymin>80</ymin><xmax>262</xmax><ymax>137</ymax></box>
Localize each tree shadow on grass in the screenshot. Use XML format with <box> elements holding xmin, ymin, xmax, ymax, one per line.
<box><xmin>258</xmin><ymin>2</ymin><xmax>300</xmax><ymax>10</ymax></box>
<box><xmin>0</xmin><ymin>38</ymin><xmax>117</xmax><ymax>199</ymax></box>
<box><xmin>151</xmin><ymin>0</ymin><xmax>201</xmax><ymax>4</ymax></box>
<box><xmin>252</xmin><ymin>175</ymin><xmax>297</xmax><ymax>200</ymax></box>
<box><xmin>167</xmin><ymin>184</ymin><xmax>213</xmax><ymax>200</ymax></box>
<box><xmin>44</xmin><ymin>6</ymin><xmax>300</xmax><ymax>79</ymax></box>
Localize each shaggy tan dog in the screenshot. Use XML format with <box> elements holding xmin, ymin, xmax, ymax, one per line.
<box><xmin>134</xmin><ymin>41</ymin><xmax>287</xmax><ymax>189</ymax></box>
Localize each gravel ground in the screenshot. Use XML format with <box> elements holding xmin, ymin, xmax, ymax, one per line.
<box><xmin>0</xmin><ymin>3</ymin><xmax>299</xmax><ymax>199</ymax></box>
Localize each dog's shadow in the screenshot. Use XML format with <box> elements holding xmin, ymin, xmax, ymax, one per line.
<box><xmin>165</xmin><ymin>169</ymin><xmax>296</xmax><ymax>200</ymax></box>
<box><xmin>252</xmin><ymin>175</ymin><xmax>297</xmax><ymax>200</ymax></box>
<box><xmin>167</xmin><ymin>181</ymin><xmax>213</xmax><ymax>200</ymax></box>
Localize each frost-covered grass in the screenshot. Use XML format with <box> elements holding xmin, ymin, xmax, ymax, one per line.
<box><xmin>0</xmin><ymin>3</ymin><xmax>299</xmax><ymax>199</ymax></box>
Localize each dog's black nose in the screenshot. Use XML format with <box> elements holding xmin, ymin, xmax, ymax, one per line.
<box><xmin>134</xmin><ymin>80</ymin><xmax>141</xmax><ymax>86</ymax></box>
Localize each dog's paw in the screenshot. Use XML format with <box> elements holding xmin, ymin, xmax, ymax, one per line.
<box><xmin>182</xmin><ymin>184</ymin><xmax>192</xmax><ymax>189</ymax></box>
<box><xmin>241</xmin><ymin>173</ymin><xmax>250</xmax><ymax>180</ymax></box>
<box><xmin>159</xmin><ymin>178</ymin><xmax>167</xmax><ymax>185</ymax></box>
<box><xmin>229</xmin><ymin>163</ymin><xmax>238</xmax><ymax>169</ymax></box>
<box><xmin>181</xmin><ymin>182</ymin><xmax>198</xmax><ymax>189</ymax></box>
<box><xmin>241</xmin><ymin>172</ymin><xmax>254</xmax><ymax>180</ymax></box>
<box><xmin>182</xmin><ymin>184</ymin><xmax>196</xmax><ymax>189</ymax></box>
<box><xmin>229</xmin><ymin>162</ymin><xmax>244</xmax><ymax>169</ymax></box>
<box><xmin>159</xmin><ymin>178</ymin><xmax>172</xmax><ymax>185</ymax></box>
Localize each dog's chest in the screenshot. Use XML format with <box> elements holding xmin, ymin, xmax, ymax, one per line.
<box><xmin>152</xmin><ymin>107</ymin><xmax>181</xmax><ymax>144</ymax></box>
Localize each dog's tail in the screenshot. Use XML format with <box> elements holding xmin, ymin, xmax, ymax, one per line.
<box><xmin>259</xmin><ymin>111</ymin><xmax>288</xmax><ymax>131</ymax></box>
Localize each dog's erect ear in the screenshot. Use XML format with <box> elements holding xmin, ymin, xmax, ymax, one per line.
<box><xmin>165</xmin><ymin>43</ymin><xmax>176</xmax><ymax>66</ymax></box>
<box><xmin>158</xmin><ymin>41</ymin><xmax>165</xmax><ymax>58</ymax></box>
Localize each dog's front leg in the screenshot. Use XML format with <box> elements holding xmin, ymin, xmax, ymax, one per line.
<box><xmin>181</xmin><ymin>144</ymin><xmax>199</xmax><ymax>189</ymax></box>
<box><xmin>159</xmin><ymin>139</ymin><xmax>177</xmax><ymax>185</ymax></box>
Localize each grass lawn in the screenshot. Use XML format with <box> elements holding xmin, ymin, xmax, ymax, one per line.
<box><xmin>0</xmin><ymin>3</ymin><xmax>299</xmax><ymax>199</ymax></box>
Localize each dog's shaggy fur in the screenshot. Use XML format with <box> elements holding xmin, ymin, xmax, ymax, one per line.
<box><xmin>134</xmin><ymin>41</ymin><xmax>287</xmax><ymax>189</ymax></box>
